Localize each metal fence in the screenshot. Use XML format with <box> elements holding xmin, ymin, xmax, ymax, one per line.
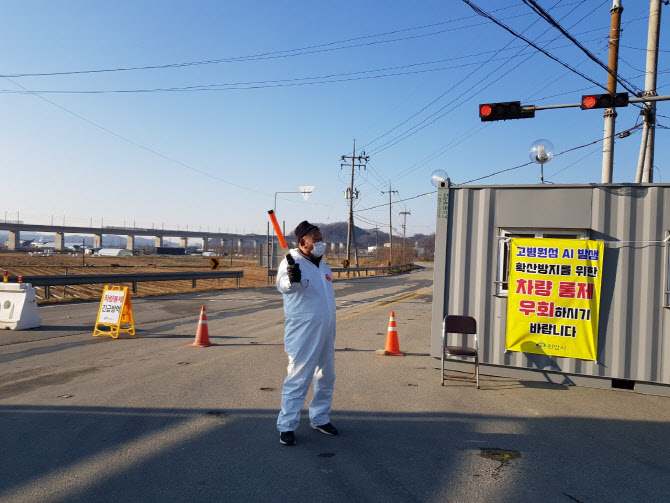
<box><xmin>5</xmin><ymin>271</ymin><xmax>244</xmax><ymax>299</ymax></box>
<box><xmin>267</xmin><ymin>263</ymin><xmax>416</xmax><ymax>282</ymax></box>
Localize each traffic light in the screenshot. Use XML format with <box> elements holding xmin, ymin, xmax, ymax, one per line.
<box><xmin>478</xmin><ymin>101</ymin><xmax>535</xmax><ymax>122</ymax></box>
<box><xmin>580</xmin><ymin>93</ymin><xmax>629</xmax><ymax>110</ymax></box>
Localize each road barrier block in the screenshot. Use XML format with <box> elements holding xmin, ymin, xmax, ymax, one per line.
<box><xmin>0</xmin><ymin>283</ymin><xmax>42</xmax><ymax>330</ymax></box>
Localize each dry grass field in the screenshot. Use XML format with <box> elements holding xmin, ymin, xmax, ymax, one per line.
<box><xmin>0</xmin><ymin>252</ymin><xmax>395</xmax><ymax>304</ymax></box>
<box><xmin>0</xmin><ymin>253</ymin><xmax>272</xmax><ymax>304</ymax></box>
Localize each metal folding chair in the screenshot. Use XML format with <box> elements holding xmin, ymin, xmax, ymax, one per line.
<box><xmin>441</xmin><ymin>315</ymin><xmax>480</xmax><ymax>389</ymax></box>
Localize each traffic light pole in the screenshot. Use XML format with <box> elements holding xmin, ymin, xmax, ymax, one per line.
<box><xmin>481</xmin><ymin>91</ymin><xmax>670</xmax><ymax>183</ymax></box>
<box><xmin>524</xmin><ymin>95</ymin><xmax>670</xmax><ymax>111</ymax></box>
<box><xmin>602</xmin><ymin>0</ymin><xmax>623</xmax><ymax>184</ymax></box>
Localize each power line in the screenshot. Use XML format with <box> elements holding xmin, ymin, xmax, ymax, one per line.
<box><xmin>356</xmin><ymin>214</ymin><xmax>386</xmax><ymax>227</ymax></box>
<box><xmin>355</xmin><ymin>123</ymin><xmax>644</xmax><ymax>212</ymax></box>
<box><xmin>0</xmin><ymin>59</ymin><xmax>523</xmax><ymax>95</ymax></box>
<box><xmin>356</xmin><ymin>192</ymin><xmax>434</xmax><ymax>213</ymax></box>
<box><xmin>620</xmin><ymin>44</ymin><xmax>670</xmax><ymax>53</ymax></box>
<box><xmin>0</xmin><ymin>36</ymin><xmax>609</xmax><ymax>95</ymax></box>
<box><xmin>520</xmin><ymin>0</ymin><xmax>642</xmax><ymax>94</ymax></box>
<box><xmin>462</xmin><ymin>0</ymin><xmax>639</xmax><ymax>96</ymax></box>
<box><xmin>546</xmin><ymin>146</ymin><xmax>603</xmax><ymax>180</ymax></box>
<box><xmin>365</xmin><ymin>0</ymin><xmax>591</xmax><ymax>157</ymax></box>
<box><xmin>0</xmin><ymin>75</ymin><xmax>275</xmax><ymax>198</ymax></box>
<box><xmin>459</xmin><ymin>123</ymin><xmax>643</xmax><ymax>184</ymax></box>
<box><xmin>365</xmin><ymin>49</ymin><xmax>540</xmax><ymax>156</ymax></box>
<box><xmin>388</xmin><ymin>124</ymin><xmax>489</xmax><ymax>183</ymax></box>
<box><xmin>383</xmin><ymin>2</ymin><xmax>612</xmax><ymax>182</ymax></box>
<box><xmin>520</xmin><ymin>0</ymin><xmax>614</xmax><ymax>102</ymax></box>
<box><xmin>1</xmin><ymin>6</ymin><xmax>541</xmax><ymax>79</ymax></box>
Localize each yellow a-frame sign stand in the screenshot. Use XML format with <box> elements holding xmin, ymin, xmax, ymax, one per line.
<box><xmin>93</xmin><ymin>285</ymin><xmax>135</xmax><ymax>339</ymax></box>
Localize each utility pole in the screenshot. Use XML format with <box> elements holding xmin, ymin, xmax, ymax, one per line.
<box><xmin>340</xmin><ymin>140</ymin><xmax>369</xmax><ymax>267</ymax></box>
<box><xmin>382</xmin><ymin>183</ymin><xmax>398</xmax><ymax>265</ymax></box>
<box><xmin>637</xmin><ymin>0</ymin><xmax>663</xmax><ymax>183</ymax></box>
<box><xmin>399</xmin><ymin>209</ymin><xmax>411</xmax><ymax>247</ymax></box>
<box><xmin>602</xmin><ymin>0</ymin><xmax>623</xmax><ymax>183</ymax></box>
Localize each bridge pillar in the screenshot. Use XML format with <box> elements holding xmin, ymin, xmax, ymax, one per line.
<box><xmin>339</xmin><ymin>243</ymin><xmax>345</xmax><ymax>253</ymax></box>
<box><xmin>126</xmin><ymin>235</ymin><xmax>135</xmax><ymax>251</ymax></box>
<box><xmin>155</xmin><ymin>236</ymin><xmax>163</xmax><ymax>248</ymax></box>
<box><xmin>330</xmin><ymin>242</ymin><xmax>337</xmax><ymax>253</ymax></box>
<box><xmin>253</xmin><ymin>239</ymin><xmax>258</xmax><ymax>251</ymax></box>
<box><xmin>202</xmin><ymin>237</ymin><xmax>209</xmax><ymax>251</ymax></box>
<box><xmin>94</xmin><ymin>234</ymin><xmax>102</xmax><ymax>248</ymax></box>
<box><xmin>8</xmin><ymin>230</ymin><xmax>20</xmax><ymax>251</ymax></box>
<box><xmin>237</xmin><ymin>239</ymin><xmax>242</xmax><ymax>253</ymax></box>
<box><xmin>180</xmin><ymin>237</ymin><xmax>187</xmax><ymax>249</ymax></box>
<box><xmin>55</xmin><ymin>232</ymin><xmax>65</xmax><ymax>251</ymax></box>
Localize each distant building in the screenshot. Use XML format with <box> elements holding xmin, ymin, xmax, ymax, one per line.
<box><xmin>97</xmin><ymin>248</ymin><xmax>133</xmax><ymax>257</ymax></box>
<box><xmin>156</xmin><ymin>247</ymin><xmax>186</xmax><ymax>256</ymax></box>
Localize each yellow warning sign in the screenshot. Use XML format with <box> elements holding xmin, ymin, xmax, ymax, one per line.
<box><xmin>93</xmin><ymin>285</ymin><xmax>135</xmax><ymax>339</ymax></box>
<box><xmin>210</xmin><ymin>257</ymin><xmax>221</xmax><ymax>270</ymax></box>
<box><xmin>343</xmin><ymin>259</ymin><xmax>350</xmax><ymax>268</ymax></box>
<box><xmin>506</xmin><ymin>238</ymin><xmax>603</xmax><ymax>361</ymax></box>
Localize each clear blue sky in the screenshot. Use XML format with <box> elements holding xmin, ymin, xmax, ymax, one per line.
<box><xmin>1</xmin><ymin>1</ymin><xmax>667</xmax><ymax>239</ymax></box>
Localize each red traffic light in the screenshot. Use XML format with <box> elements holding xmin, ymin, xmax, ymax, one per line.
<box><xmin>582</xmin><ymin>95</ymin><xmax>597</xmax><ymax>109</ymax></box>
<box><xmin>580</xmin><ymin>92</ymin><xmax>629</xmax><ymax>110</ymax></box>
<box><xmin>478</xmin><ymin>101</ymin><xmax>534</xmax><ymax>122</ymax></box>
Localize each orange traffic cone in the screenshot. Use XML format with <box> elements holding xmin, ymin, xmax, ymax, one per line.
<box><xmin>188</xmin><ymin>305</ymin><xmax>212</xmax><ymax>347</ymax></box>
<box><xmin>376</xmin><ymin>311</ymin><xmax>404</xmax><ymax>356</ymax></box>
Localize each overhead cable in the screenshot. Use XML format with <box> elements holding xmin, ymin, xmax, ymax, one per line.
<box><xmin>0</xmin><ymin>35</ymin><xmax>608</xmax><ymax>95</ymax></box>
<box><xmin>355</xmin><ymin>124</ymin><xmax>643</xmax><ymax>212</ymax></box>
<box><xmin>461</xmin><ymin>0</ymin><xmax>638</xmax><ymax>96</ymax></box>
<box><xmin>520</xmin><ymin>0</ymin><xmax>642</xmax><ymax>94</ymax></box>
<box><xmin>0</xmin><ymin>6</ymin><xmax>541</xmax><ymax>78</ymax></box>
<box><xmin>0</xmin><ymin>75</ymin><xmax>275</xmax><ymax>198</ymax></box>
<box><xmin>365</xmin><ymin>0</ymin><xmax>584</xmax><ymax>157</ymax></box>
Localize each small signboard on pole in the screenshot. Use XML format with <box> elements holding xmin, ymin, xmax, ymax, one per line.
<box><xmin>93</xmin><ymin>285</ymin><xmax>135</xmax><ymax>339</ymax></box>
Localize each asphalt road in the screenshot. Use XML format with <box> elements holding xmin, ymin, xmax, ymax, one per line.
<box><xmin>1</xmin><ymin>264</ymin><xmax>668</xmax><ymax>503</ymax></box>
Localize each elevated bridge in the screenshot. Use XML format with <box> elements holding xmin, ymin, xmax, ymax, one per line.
<box><xmin>0</xmin><ymin>222</ymin><xmax>266</xmax><ymax>252</ymax></box>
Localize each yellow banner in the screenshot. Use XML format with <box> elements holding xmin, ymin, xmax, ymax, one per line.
<box><xmin>506</xmin><ymin>238</ymin><xmax>604</xmax><ymax>361</ymax></box>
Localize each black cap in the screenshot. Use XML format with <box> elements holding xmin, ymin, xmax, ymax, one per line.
<box><xmin>294</xmin><ymin>221</ymin><xmax>319</xmax><ymax>240</ymax></box>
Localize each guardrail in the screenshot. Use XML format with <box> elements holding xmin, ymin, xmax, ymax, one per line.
<box><xmin>267</xmin><ymin>263</ymin><xmax>416</xmax><ymax>282</ymax></box>
<box><xmin>5</xmin><ymin>271</ymin><xmax>244</xmax><ymax>300</ymax></box>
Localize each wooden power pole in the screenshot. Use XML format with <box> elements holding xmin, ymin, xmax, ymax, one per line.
<box><xmin>340</xmin><ymin>141</ymin><xmax>369</xmax><ymax>267</ymax></box>
<box><xmin>382</xmin><ymin>183</ymin><xmax>398</xmax><ymax>265</ymax></box>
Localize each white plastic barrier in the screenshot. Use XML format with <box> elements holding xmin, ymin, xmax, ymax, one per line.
<box><xmin>0</xmin><ymin>283</ymin><xmax>42</xmax><ymax>330</ymax></box>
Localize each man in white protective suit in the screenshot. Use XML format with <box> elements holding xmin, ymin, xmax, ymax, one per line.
<box><xmin>276</xmin><ymin>221</ymin><xmax>337</xmax><ymax>446</ymax></box>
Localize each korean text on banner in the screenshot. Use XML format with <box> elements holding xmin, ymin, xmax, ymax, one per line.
<box><xmin>93</xmin><ymin>285</ymin><xmax>135</xmax><ymax>339</ymax></box>
<box><xmin>98</xmin><ymin>289</ymin><xmax>125</xmax><ymax>324</ymax></box>
<box><xmin>505</xmin><ymin>238</ymin><xmax>604</xmax><ymax>361</ymax></box>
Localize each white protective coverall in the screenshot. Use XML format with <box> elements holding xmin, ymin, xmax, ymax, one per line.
<box><xmin>276</xmin><ymin>248</ymin><xmax>336</xmax><ymax>432</ymax></box>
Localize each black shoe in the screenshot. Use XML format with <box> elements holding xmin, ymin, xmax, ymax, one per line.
<box><xmin>310</xmin><ymin>422</ymin><xmax>338</xmax><ymax>436</ymax></box>
<box><xmin>279</xmin><ymin>431</ymin><xmax>295</xmax><ymax>446</ymax></box>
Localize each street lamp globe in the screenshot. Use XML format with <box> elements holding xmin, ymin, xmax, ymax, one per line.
<box><xmin>529</xmin><ymin>139</ymin><xmax>555</xmax><ymax>164</ymax></box>
<box><xmin>529</xmin><ymin>139</ymin><xmax>555</xmax><ymax>184</ymax></box>
<box><xmin>430</xmin><ymin>169</ymin><xmax>449</xmax><ymax>187</ymax></box>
